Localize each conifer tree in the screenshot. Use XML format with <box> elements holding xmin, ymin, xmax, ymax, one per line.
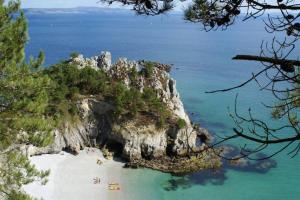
<box><xmin>0</xmin><ymin>1</ymin><xmax>53</xmax><ymax>199</ymax></box>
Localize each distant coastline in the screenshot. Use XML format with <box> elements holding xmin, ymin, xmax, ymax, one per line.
<box><xmin>22</xmin><ymin>7</ymin><xmax>183</xmax><ymax>14</ymax></box>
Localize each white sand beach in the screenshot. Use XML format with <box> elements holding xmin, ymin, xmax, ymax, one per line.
<box><xmin>23</xmin><ymin>148</ymin><xmax>125</xmax><ymax>200</ymax></box>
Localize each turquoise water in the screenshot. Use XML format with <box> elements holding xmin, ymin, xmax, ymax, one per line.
<box><xmin>25</xmin><ymin>8</ymin><xmax>300</xmax><ymax>200</ymax></box>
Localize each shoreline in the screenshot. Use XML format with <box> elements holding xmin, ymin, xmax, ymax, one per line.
<box><xmin>23</xmin><ymin>148</ymin><xmax>125</xmax><ymax>200</ymax></box>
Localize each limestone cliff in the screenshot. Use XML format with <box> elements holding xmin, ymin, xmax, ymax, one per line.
<box><xmin>23</xmin><ymin>51</ymin><xmax>218</xmax><ymax>173</ymax></box>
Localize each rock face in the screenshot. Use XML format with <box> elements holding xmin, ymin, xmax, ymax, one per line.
<box><xmin>23</xmin><ymin>52</ymin><xmax>213</xmax><ymax>169</ymax></box>
<box><xmin>97</xmin><ymin>51</ymin><xmax>112</xmax><ymax>71</ymax></box>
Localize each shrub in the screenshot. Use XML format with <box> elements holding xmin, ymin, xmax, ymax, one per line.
<box><xmin>111</xmin><ymin>83</ymin><xmax>145</xmax><ymax>118</ymax></box>
<box><xmin>142</xmin><ymin>87</ymin><xmax>156</xmax><ymax>101</ymax></box>
<box><xmin>141</xmin><ymin>62</ymin><xmax>154</xmax><ymax>78</ymax></box>
<box><xmin>125</xmin><ymin>88</ymin><xmax>143</xmax><ymax>117</ymax></box>
<box><xmin>130</xmin><ymin>67</ymin><xmax>138</xmax><ymax>80</ymax></box>
<box><xmin>112</xmin><ymin>83</ymin><xmax>127</xmax><ymax>116</ymax></box>
<box><xmin>68</xmin><ymin>103</ymin><xmax>78</xmax><ymax>115</ymax></box>
<box><xmin>157</xmin><ymin>116</ymin><xmax>166</xmax><ymax>129</ymax></box>
<box><xmin>177</xmin><ymin>118</ymin><xmax>187</xmax><ymax>129</ymax></box>
<box><xmin>70</xmin><ymin>52</ymin><xmax>80</xmax><ymax>58</ymax></box>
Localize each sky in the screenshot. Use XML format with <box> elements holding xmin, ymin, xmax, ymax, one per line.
<box><xmin>21</xmin><ymin>0</ymin><xmax>113</xmax><ymax>8</ymax></box>
<box><xmin>20</xmin><ymin>0</ymin><xmax>190</xmax><ymax>9</ymax></box>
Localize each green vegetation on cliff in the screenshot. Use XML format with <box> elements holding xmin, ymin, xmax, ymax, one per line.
<box><xmin>140</xmin><ymin>61</ymin><xmax>154</xmax><ymax>78</ymax></box>
<box><xmin>177</xmin><ymin>118</ymin><xmax>187</xmax><ymax>129</ymax></box>
<box><xmin>42</xmin><ymin>60</ymin><xmax>171</xmax><ymax>128</ymax></box>
<box><xmin>42</xmin><ymin>62</ymin><xmax>109</xmax><ymax>126</ymax></box>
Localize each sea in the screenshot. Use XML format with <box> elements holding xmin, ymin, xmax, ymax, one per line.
<box><xmin>24</xmin><ymin>8</ymin><xmax>300</xmax><ymax>200</ymax></box>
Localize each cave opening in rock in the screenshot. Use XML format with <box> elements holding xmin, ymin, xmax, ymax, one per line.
<box><xmin>105</xmin><ymin>141</ymin><xmax>124</xmax><ymax>157</ymax></box>
<box><xmin>166</xmin><ymin>139</ymin><xmax>175</xmax><ymax>157</ymax></box>
<box><xmin>141</xmin><ymin>145</ymin><xmax>153</xmax><ymax>160</ymax></box>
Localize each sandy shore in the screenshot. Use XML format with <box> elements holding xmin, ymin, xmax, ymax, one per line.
<box><xmin>23</xmin><ymin>148</ymin><xmax>125</xmax><ymax>200</ymax></box>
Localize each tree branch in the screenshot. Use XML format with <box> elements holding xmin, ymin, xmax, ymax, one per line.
<box><xmin>233</xmin><ymin>128</ymin><xmax>300</xmax><ymax>144</ymax></box>
<box><xmin>247</xmin><ymin>0</ymin><xmax>300</xmax><ymax>10</ymax></box>
<box><xmin>233</xmin><ymin>55</ymin><xmax>300</xmax><ymax>66</ymax></box>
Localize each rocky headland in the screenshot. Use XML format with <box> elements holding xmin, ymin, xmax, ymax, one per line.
<box><xmin>21</xmin><ymin>51</ymin><xmax>221</xmax><ymax>174</ymax></box>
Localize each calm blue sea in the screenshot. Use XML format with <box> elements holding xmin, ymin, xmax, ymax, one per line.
<box><xmin>25</xmin><ymin>8</ymin><xmax>300</xmax><ymax>200</ymax></box>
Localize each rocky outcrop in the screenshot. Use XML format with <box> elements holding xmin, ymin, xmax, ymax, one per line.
<box><xmin>71</xmin><ymin>51</ymin><xmax>112</xmax><ymax>71</ymax></box>
<box><xmin>97</xmin><ymin>51</ymin><xmax>112</xmax><ymax>71</ymax></box>
<box><xmin>22</xmin><ymin>51</ymin><xmax>220</xmax><ymax>174</ymax></box>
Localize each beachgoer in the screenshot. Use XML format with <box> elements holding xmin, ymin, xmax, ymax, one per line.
<box><xmin>93</xmin><ymin>177</ymin><xmax>101</xmax><ymax>184</ymax></box>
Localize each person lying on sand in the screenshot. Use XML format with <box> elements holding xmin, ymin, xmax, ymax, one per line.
<box><xmin>93</xmin><ymin>177</ymin><xmax>101</xmax><ymax>184</ymax></box>
<box><xmin>96</xmin><ymin>159</ymin><xmax>102</xmax><ymax>165</ymax></box>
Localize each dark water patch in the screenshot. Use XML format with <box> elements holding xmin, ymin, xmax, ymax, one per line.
<box><xmin>221</xmin><ymin>145</ymin><xmax>277</xmax><ymax>174</ymax></box>
<box><xmin>226</xmin><ymin>158</ymin><xmax>277</xmax><ymax>174</ymax></box>
<box><xmin>201</xmin><ymin>120</ymin><xmax>228</xmax><ymax>131</ymax></box>
<box><xmin>162</xmin><ymin>177</ymin><xmax>193</xmax><ymax>191</ymax></box>
<box><xmin>185</xmin><ymin>111</ymin><xmax>229</xmax><ymax>131</ymax></box>
<box><xmin>185</xmin><ymin>97</ymin><xmax>204</xmax><ymax>105</ymax></box>
<box><xmin>162</xmin><ymin>169</ymin><xmax>228</xmax><ymax>191</ymax></box>
<box><xmin>187</xmin><ymin>111</ymin><xmax>202</xmax><ymax>123</ymax></box>
<box><xmin>162</xmin><ymin>145</ymin><xmax>277</xmax><ymax>191</ymax></box>
<box><xmin>187</xmin><ymin>169</ymin><xmax>227</xmax><ymax>186</ymax></box>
